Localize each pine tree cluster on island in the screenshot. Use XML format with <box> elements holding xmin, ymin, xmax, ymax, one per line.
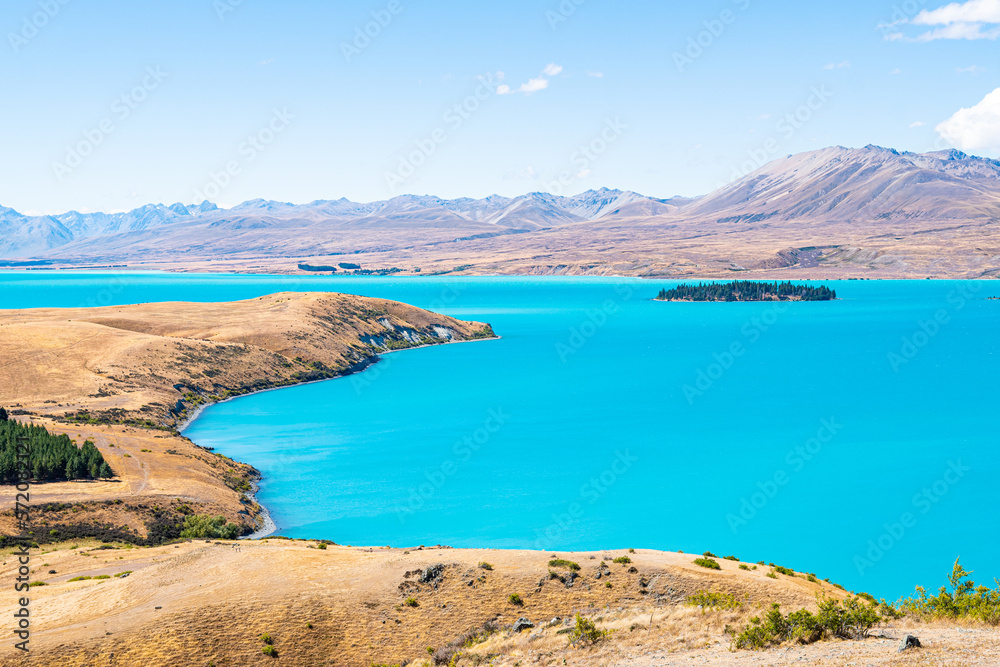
<box><xmin>656</xmin><ymin>281</ymin><xmax>837</xmax><ymax>302</ymax></box>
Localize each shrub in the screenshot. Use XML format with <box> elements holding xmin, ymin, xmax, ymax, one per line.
<box><xmin>548</xmin><ymin>559</ymin><xmax>580</xmax><ymax>571</ymax></box>
<box><xmin>734</xmin><ymin>597</ymin><xmax>884</xmax><ymax>650</ymax></box>
<box><xmin>570</xmin><ymin>614</ymin><xmax>606</xmax><ymax>644</ymax></box>
<box><xmin>686</xmin><ymin>590</ymin><xmax>742</xmax><ymax>610</ymax></box>
<box><xmin>260</xmin><ymin>633</ymin><xmax>273</xmax><ymax>645</ymax></box>
<box><xmin>739</xmin><ymin>564</ymin><xmax>751</xmax><ymax>571</ymax></box>
<box><xmin>508</xmin><ymin>593</ymin><xmax>524</xmax><ymax>606</ymax></box>
<box><xmin>179</xmin><ymin>515</ymin><xmax>241</xmax><ymax>540</ymax></box>
<box><xmin>899</xmin><ymin>559</ymin><xmax>1000</xmax><ymax>625</ymax></box>
<box><xmin>703</xmin><ymin>551</ymin><xmax>718</xmax><ymax>558</ymax></box>
<box><xmin>613</xmin><ymin>556</ymin><xmax>631</xmax><ymax>565</ymax></box>
<box><xmin>628</xmin><ymin>548</ymin><xmax>636</xmax><ymax>554</ymax></box>
<box><xmin>404</xmin><ymin>597</ymin><xmax>419</xmax><ymax>607</ymax></box>
<box><xmin>68</xmin><ymin>576</ymin><xmax>92</xmax><ymax>582</ymax></box>
<box><xmin>262</xmin><ymin>645</ymin><xmax>277</xmax><ymax>657</ymax></box>
<box><xmin>766</xmin><ymin>571</ymin><xmax>778</xmax><ymax>579</ymax></box>
<box><xmin>478</xmin><ymin>561</ymin><xmax>493</xmax><ymax>570</ymax></box>
<box><xmin>723</xmin><ymin>555</ymin><xmax>739</xmax><ymax>561</ymax></box>
<box><xmin>772</xmin><ymin>565</ymin><xmax>795</xmax><ymax>576</ymax></box>
<box><xmin>694</xmin><ymin>557</ymin><xmax>721</xmax><ymax>570</ymax></box>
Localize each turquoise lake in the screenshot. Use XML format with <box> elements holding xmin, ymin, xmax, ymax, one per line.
<box><xmin>2</xmin><ymin>272</ymin><xmax>997</xmax><ymax>599</ymax></box>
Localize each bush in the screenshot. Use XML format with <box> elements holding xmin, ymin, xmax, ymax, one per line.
<box><xmin>570</xmin><ymin>614</ymin><xmax>606</xmax><ymax>645</ymax></box>
<box><xmin>898</xmin><ymin>559</ymin><xmax>1000</xmax><ymax>625</ymax></box>
<box><xmin>508</xmin><ymin>593</ymin><xmax>524</xmax><ymax>606</ymax></box>
<box><xmin>262</xmin><ymin>645</ymin><xmax>277</xmax><ymax>657</ymax></box>
<box><xmin>613</xmin><ymin>556</ymin><xmax>631</xmax><ymax>565</ymax></box>
<box><xmin>548</xmin><ymin>559</ymin><xmax>580</xmax><ymax>571</ymax></box>
<box><xmin>723</xmin><ymin>555</ymin><xmax>739</xmax><ymax>561</ymax></box>
<box><xmin>734</xmin><ymin>597</ymin><xmax>884</xmax><ymax>651</ymax></box>
<box><xmin>478</xmin><ymin>561</ymin><xmax>493</xmax><ymax>570</ymax></box>
<box><xmin>694</xmin><ymin>557</ymin><xmax>721</xmax><ymax>570</ymax></box>
<box><xmin>404</xmin><ymin>597</ymin><xmax>419</xmax><ymax>607</ymax></box>
<box><xmin>739</xmin><ymin>564</ymin><xmax>751</xmax><ymax>571</ymax></box>
<box><xmin>686</xmin><ymin>590</ymin><xmax>742</xmax><ymax>610</ymax></box>
<box><xmin>260</xmin><ymin>633</ymin><xmax>273</xmax><ymax>645</ymax></box>
<box><xmin>179</xmin><ymin>515</ymin><xmax>241</xmax><ymax>540</ymax></box>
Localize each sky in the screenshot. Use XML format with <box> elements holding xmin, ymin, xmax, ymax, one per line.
<box><xmin>1</xmin><ymin>0</ymin><xmax>998</xmax><ymax>214</ymax></box>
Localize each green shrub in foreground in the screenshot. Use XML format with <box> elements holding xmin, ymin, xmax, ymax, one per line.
<box><xmin>686</xmin><ymin>590</ymin><xmax>742</xmax><ymax>610</ymax></box>
<box><xmin>734</xmin><ymin>597</ymin><xmax>883</xmax><ymax>650</ymax></box>
<box><xmin>694</xmin><ymin>557</ymin><xmax>721</xmax><ymax>570</ymax></box>
<box><xmin>898</xmin><ymin>559</ymin><xmax>1000</xmax><ymax>625</ymax></box>
<box><xmin>179</xmin><ymin>515</ymin><xmax>241</xmax><ymax>540</ymax></box>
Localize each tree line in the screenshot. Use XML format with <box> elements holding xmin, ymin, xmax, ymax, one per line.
<box><xmin>0</xmin><ymin>409</ymin><xmax>114</xmax><ymax>483</ymax></box>
<box><xmin>657</xmin><ymin>281</ymin><xmax>837</xmax><ymax>302</ymax></box>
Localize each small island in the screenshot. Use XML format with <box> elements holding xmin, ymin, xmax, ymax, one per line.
<box><xmin>656</xmin><ymin>280</ymin><xmax>837</xmax><ymax>302</ymax></box>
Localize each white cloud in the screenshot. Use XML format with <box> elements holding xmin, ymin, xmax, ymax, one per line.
<box><xmin>910</xmin><ymin>121</ymin><xmax>926</xmax><ymax>127</ymax></box>
<box><xmin>937</xmin><ymin>87</ymin><xmax>1000</xmax><ymax>151</ymax></box>
<box><xmin>503</xmin><ymin>166</ymin><xmax>538</xmax><ymax>180</ymax></box>
<box><xmin>913</xmin><ymin>0</ymin><xmax>1000</xmax><ymax>25</ymax></box>
<box><xmin>889</xmin><ymin>68</ymin><xmax>902</xmax><ymax>75</ymax></box>
<box><xmin>891</xmin><ymin>0</ymin><xmax>1000</xmax><ymax>40</ymax></box>
<box><xmin>259</xmin><ymin>58</ymin><xmax>274</xmax><ymax>66</ymax></box>
<box><xmin>957</xmin><ymin>65</ymin><xmax>985</xmax><ymax>73</ymax></box>
<box><xmin>497</xmin><ymin>64</ymin><xmax>563</xmax><ymax>95</ymax></box>
<box><xmin>520</xmin><ymin>77</ymin><xmax>550</xmax><ymax>94</ymax></box>
<box><xmin>823</xmin><ymin>61</ymin><xmax>851</xmax><ymax>70</ymax></box>
<box><xmin>587</xmin><ymin>71</ymin><xmax>604</xmax><ymax>78</ymax></box>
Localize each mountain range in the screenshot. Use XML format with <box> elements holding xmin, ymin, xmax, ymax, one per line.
<box><xmin>3</xmin><ymin>145</ymin><xmax>999</xmax><ymax>278</ymax></box>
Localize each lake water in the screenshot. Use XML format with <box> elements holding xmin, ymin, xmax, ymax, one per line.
<box><xmin>3</xmin><ymin>272</ymin><xmax>997</xmax><ymax>599</ymax></box>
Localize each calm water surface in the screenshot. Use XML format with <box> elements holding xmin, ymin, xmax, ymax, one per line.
<box><xmin>3</xmin><ymin>272</ymin><xmax>997</xmax><ymax>598</ymax></box>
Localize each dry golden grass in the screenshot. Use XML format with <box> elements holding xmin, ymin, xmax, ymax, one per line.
<box><xmin>0</xmin><ymin>542</ymin><xmax>996</xmax><ymax>666</ymax></box>
<box><xmin>0</xmin><ymin>291</ymin><xmax>494</xmax><ymax>425</ymax></box>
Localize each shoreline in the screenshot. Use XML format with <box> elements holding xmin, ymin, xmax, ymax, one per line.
<box><xmin>177</xmin><ymin>334</ymin><xmax>502</xmax><ymax>540</ymax></box>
